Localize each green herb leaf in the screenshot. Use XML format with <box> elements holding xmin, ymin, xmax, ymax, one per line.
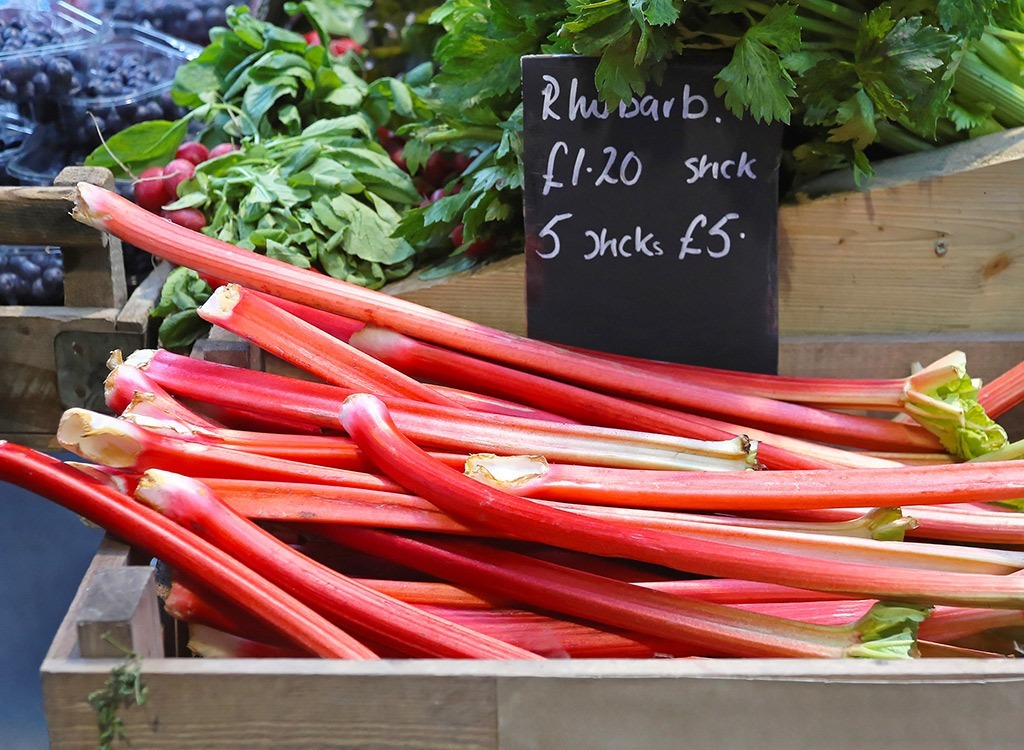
<box><xmin>84</xmin><ymin>119</ymin><xmax>189</xmax><ymax>177</ymax></box>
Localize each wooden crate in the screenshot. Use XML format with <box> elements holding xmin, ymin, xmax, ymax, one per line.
<box><xmin>0</xmin><ymin>167</ymin><xmax>166</xmax><ymax>450</ymax></box>
<box><xmin>38</xmin><ymin>132</ymin><xmax>1024</xmax><ymax>749</ymax></box>
<box><xmin>40</xmin><ymin>536</ymin><xmax>1024</xmax><ymax>750</ymax></box>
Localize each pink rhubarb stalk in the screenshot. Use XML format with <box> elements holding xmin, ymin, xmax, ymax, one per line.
<box><xmin>314</xmin><ymin>525</ymin><xmax>925</xmax><ymax>659</ymax></box>
<box><xmin>199</xmin><ymin>477</ymin><xmax>1018</xmax><ymax>574</ymax></box>
<box><xmin>349</xmin><ymin>325</ymin><xmax>943</xmax><ymax>456</ymax></box>
<box><xmin>135</xmin><ymin>469</ymin><xmax>541</xmax><ymax>660</ymax></box>
<box><xmin>74</xmin><ymin>184</ymin><xmax>995</xmax><ymax>463</ymax></box>
<box><xmin>0</xmin><ymin>442</ymin><xmax>373</xmax><ymax>659</ymax></box>
<box><xmin>198</xmin><ymin>283</ymin><xmax>460</xmax><ymax>407</ymax></box>
<box><xmin>463</xmin><ymin>452</ymin><xmax>1024</xmax><ymax>512</ymax></box>
<box><xmin>338</xmin><ymin>393</ymin><xmax>1024</xmax><ymax>608</ymax></box>
<box><xmin>56</xmin><ymin>407</ymin><xmax>405</xmax><ymax>492</ymax></box>
<box><xmin>123</xmin><ymin>349</ymin><xmax>757</xmax><ymax>472</ymax></box>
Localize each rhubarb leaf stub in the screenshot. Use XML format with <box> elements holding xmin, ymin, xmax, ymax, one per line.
<box><xmin>845</xmin><ymin>602</ymin><xmax>930</xmax><ymax>660</ymax></box>
<box><xmin>901</xmin><ymin>352</ymin><xmax>1008</xmax><ymax>460</ymax></box>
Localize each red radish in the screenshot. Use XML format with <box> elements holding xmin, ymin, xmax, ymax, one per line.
<box><xmin>162</xmin><ymin>157</ymin><xmax>196</xmax><ymax>200</ymax></box>
<box><xmin>329</xmin><ymin>37</ymin><xmax>364</xmax><ymax>56</ymax></box>
<box><xmin>209</xmin><ymin>142</ymin><xmax>240</xmax><ymax>159</ymax></box>
<box><xmin>450</xmin><ymin>224</ymin><xmax>464</xmax><ymax>248</ymax></box>
<box><xmin>377</xmin><ymin>126</ymin><xmax>405</xmax><ymax>155</ymax></box>
<box><xmin>132</xmin><ymin>166</ymin><xmax>167</xmax><ymax>212</ymax></box>
<box><xmin>451</xmin><ymin>153</ymin><xmax>472</xmax><ymax>174</ymax></box>
<box><xmin>304</xmin><ymin>30</ymin><xmax>320</xmax><ymax>45</ymax></box>
<box><xmin>421</xmin><ymin>151</ymin><xmax>453</xmax><ymax>187</ymax></box>
<box><xmin>161</xmin><ymin>207</ymin><xmax>207</xmax><ymax>232</ymax></box>
<box><xmin>389</xmin><ymin>148</ymin><xmax>408</xmax><ymax>172</ymax></box>
<box><xmin>175</xmin><ymin>141</ymin><xmax>210</xmax><ymax>165</ymax></box>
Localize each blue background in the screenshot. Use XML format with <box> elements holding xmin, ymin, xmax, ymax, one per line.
<box><xmin>1</xmin><ymin>461</ymin><xmax>104</xmax><ymax>750</ymax></box>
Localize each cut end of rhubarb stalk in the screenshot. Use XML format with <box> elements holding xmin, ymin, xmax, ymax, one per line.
<box><xmin>122</xmin><ymin>349</ymin><xmax>158</xmax><ymax>370</ymax></box>
<box><xmin>901</xmin><ymin>352</ymin><xmax>1007</xmax><ymax>460</ymax></box>
<box><xmin>845</xmin><ymin>602</ymin><xmax>930</xmax><ymax>659</ymax></box>
<box><xmin>72</xmin><ymin>182</ymin><xmax>113</xmax><ymax>228</ymax></box>
<box><xmin>465</xmin><ymin>453</ymin><xmax>549</xmax><ymax>488</ymax></box>
<box><xmin>199</xmin><ymin>284</ymin><xmax>242</xmax><ymax>322</ymax></box>
<box><xmin>57</xmin><ymin>409</ymin><xmax>143</xmax><ymax>468</ymax></box>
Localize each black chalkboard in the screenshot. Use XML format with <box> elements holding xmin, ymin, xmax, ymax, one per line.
<box><xmin>521</xmin><ymin>54</ymin><xmax>783</xmax><ymax>374</ymax></box>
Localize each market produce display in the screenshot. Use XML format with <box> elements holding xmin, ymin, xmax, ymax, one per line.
<box><xmin>3</xmin><ymin>181</ymin><xmax>1024</xmax><ymax>663</ymax></box>
<box><xmin>4</xmin><ymin>0</ymin><xmax>1024</xmax><ymax>676</ymax></box>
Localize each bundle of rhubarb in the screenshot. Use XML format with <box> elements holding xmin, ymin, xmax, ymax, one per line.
<box><xmin>4</xmin><ymin>183</ymin><xmax>1024</xmax><ymax>660</ymax></box>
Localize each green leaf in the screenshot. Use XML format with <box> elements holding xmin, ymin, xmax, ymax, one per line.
<box><xmin>84</xmin><ymin>119</ymin><xmax>189</xmax><ymax>177</ymax></box>
<box><xmin>634</xmin><ymin>0</ymin><xmax>680</xmax><ymax>26</ymax></box>
<box><xmin>158</xmin><ymin>310</ymin><xmax>213</xmax><ymax>352</ymax></box>
<box><xmin>854</xmin><ymin>10</ymin><xmax>959</xmax><ymax>136</ymax></box>
<box><xmin>936</xmin><ymin>0</ymin><xmax>1000</xmax><ymax>39</ymax></box>
<box><xmin>828</xmin><ymin>89</ymin><xmax>877</xmax><ymax>150</ymax></box>
<box><xmin>714</xmin><ymin>4</ymin><xmax>801</xmax><ymax>124</ymax></box>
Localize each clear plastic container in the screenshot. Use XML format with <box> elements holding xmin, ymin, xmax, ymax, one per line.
<box><xmin>0</xmin><ymin>106</ymin><xmax>33</xmax><ymax>184</ymax></box>
<box><xmin>0</xmin><ymin>245</ymin><xmax>64</xmax><ymax>305</ymax></box>
<box><xmin>101</xmin><ymin>0</ymin><xmax>233</xmax><ymax>46</ymax></box>
<box><xmin>0</xmin><ymin>1</ymin><xmax>110</xmax><ymax>121</ymax></box>
<box><xmin>55</xmin><ymin>22</ymin><xmax>200</xmax><ymax>149</ymax></box>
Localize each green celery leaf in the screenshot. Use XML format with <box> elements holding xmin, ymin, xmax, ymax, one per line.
<box><xmin>855</xmin><ymin>10</ymin><xmax>959</xmax><ymax>136</ymax></box>
<box><xmin>714</xmin><ymin>4</ymin><xmax>801</xmax><ymax>124</ymax></box>
<box><xmin>829</xmin><ymin>89</ymin><xmax>877</xmax><ymax>150</ymax></box>
<box><xmin>936</xmin><ymin>0</ymin><xmax>1000</xmax><ymax>39</ymax></box>
<box><xmin>634</xmin><ymin>0</ymin><xmax>680</xmax><ymax>26</ymax></box>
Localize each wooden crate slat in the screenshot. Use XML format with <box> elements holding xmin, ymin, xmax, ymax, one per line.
<box><xmin>41</xmin><ymin>538</ymin><xmax>1024</xmax><ymax>750</ymax></box>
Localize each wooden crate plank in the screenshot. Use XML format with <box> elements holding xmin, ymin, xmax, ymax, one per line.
<box><xmin>0</xmin><ymin>309</ymin><xmax>118</xmax><ymax>441</ymax></box>
<box><xmin>385</xmin><ymin>254</ymin><xmax>528</xmax><ymax>336</ymax></box>
<box><xmin>76</xmin><ymin>567</ymin><xmax>163</xmax><ymax>660</ymax></box>
<box><xmin>496</xmin><ymin>661</ymin><xmax>1024</xmax><ymax>750</ymax></box>
<box><xmin>0</xmin><ymin>182</ymin><xmax>112</xmax><ymax>249</ymax></box>
<box><xmin>43</xmin><ymin>663</ymin><xmax>499</xmax><ymax>750</ymax></box>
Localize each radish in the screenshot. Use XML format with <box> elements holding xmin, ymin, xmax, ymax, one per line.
<box><xmin>132</xmin><ymin>166</ymin><xmax>168</xmax><ymax>213</ymax></box>
<box><xmin>175</xmin><ymin>141</ymin><xmax>210</xmax><ymax>166</ymax></box>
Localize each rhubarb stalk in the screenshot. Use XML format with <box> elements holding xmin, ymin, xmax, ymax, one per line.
<box><xmin>134</xmin><ymin>468</ymin><xmax>541</xmax><ymax>660</ymax></box>
<box><xmin>314</xmin><ymin>525</ymin><xmax>926</xmax><ymax>659</ymax></box>
<box><xmin>74</xmin><ymin>184</ymin><xmax>1002</xmax><ymax>462</ymax></box>
<box><xmin>0</xmin><ymin>442</ymin><xmax>374</xmax><ymax>659</ymax></box>
<box><xmin>339</xmin><ymin>393</ymin><xmax>1024</xmax><ymax>608</ymax></box>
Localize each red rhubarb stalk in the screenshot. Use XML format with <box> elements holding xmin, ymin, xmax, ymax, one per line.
<box><xmin>978</xmin><ymin>359</ymin><xmax>1024</xmax><ymax>417</ymax></box>
<box><xmin>314</xmin><ymin>526</ymin><xmax>925</xmax><ymax>659</ymax></box>
<box><xmin>463</xmin><ymin>452</ymin><xmax>1024</xmax><ymax>512</ymax></box>
<box><xmin>134</xmin><ymin>469</ymin><xmax>541</xmax><ymax>660</ymax></box>
<box><xmin>197</xmin><ymin>477</ymin><xmax>909</xmax><ymax>541</ymax></box>
<box><xmin>339</xmin><ymin>393</ymin><xmax>1024</xmax><ymax>608</ymax></box>
<box><xmin>186</xmin><ymin>624</ymin><xmax>307</xmax><ymax>659</ymax></box>
<box><xmin>198</xmin><ymin>283</ymin><xmax>460</xmax><ymax>407</ymax></box>
<box><xmin>349</xmin><ymin>576</ymin><xmax>849</xmax><ymax>610</ymax></box>
<box><xmin>123</xmin><ymin>350</ymin><xmax>756</xmax><ymax>471</ymax></box>
<box><xmin>349</xmin><ymin>325</ymin><xmax>943</xmax><ymax>455</ymax></box>
<box><xmin>0</xmin><ymin>442</ymin><xmax>374</xmax><ymax>659</ymax></box>
<box><xmin>75</xmin><ymin>184</ymin><xmax>998</xmax><ymax>462</ymax></box>
<box><xmin>743</xmin><ymin>505</ymin><xmax>1024</xmax><ymax>547</ymax></box>
<box><xmin>198</xmin><ymin>476</ymin><xmax>1017</xmax><ymax>574</ymax></box>
<box><xmin>56</xmin><ymin>408</ymin><xmax>405</xmax><ymax>491</ymax></box>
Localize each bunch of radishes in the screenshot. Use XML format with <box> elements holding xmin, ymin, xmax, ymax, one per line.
<box><xmin>378</xmin><ymin>127</ymin><xmax>494</xmax><ymax>259</ymax></box>
<box><xmin>132</xmin><ymin>140</ymin><xmax>240</xmax><ymax>231</ymax></box>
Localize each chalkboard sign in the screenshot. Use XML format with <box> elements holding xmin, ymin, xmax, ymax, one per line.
<box><xmin>521</xmin><ymin>54</ymin><xmax>783</xmax><ymax>374</ymax></box>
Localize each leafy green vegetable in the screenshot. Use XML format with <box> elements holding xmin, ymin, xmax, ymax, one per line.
<box><xmin>150</xmin><ymin>267</ymin><xmax>213</xmax><ymax>351</ymax></box>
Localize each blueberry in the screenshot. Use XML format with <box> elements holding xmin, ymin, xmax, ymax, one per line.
<box><xmin>30</xmin><ymin>70</ymin><xmax>49</xmax><ymax>97</ymax></box>
<box><xmin>12</xmin><ymin>256</ymin><xmax>41</xmax><ymax>282</ymax></box>
<box><xmin>0</xmin><ymin>272</ymin><xmax>18</xmax><ymax>305</ymax></box>
<box><xmin>0</xmin><ymin>79</ymin><xmax>16</xmax><ymax>100</ymax></box>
